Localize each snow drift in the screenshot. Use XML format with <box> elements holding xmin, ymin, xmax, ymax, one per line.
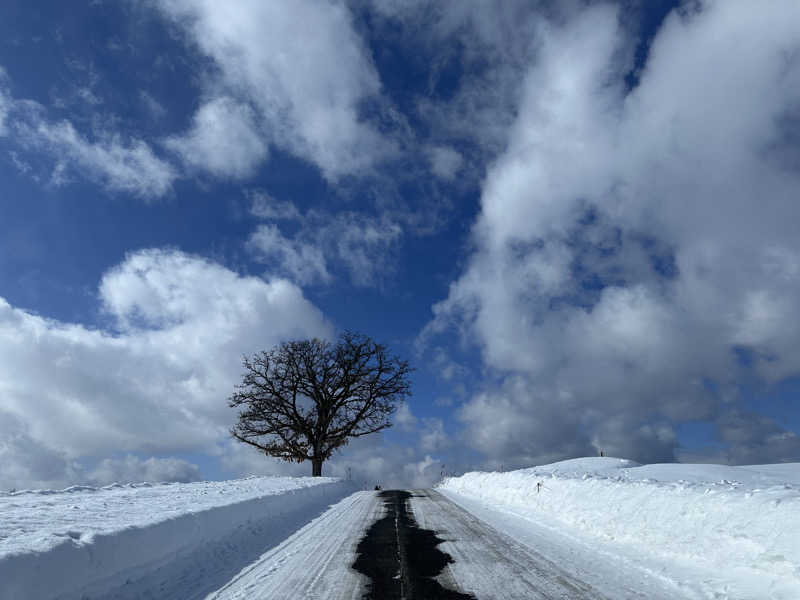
<box><xmin>0</xmin><ymin>476</ymin><xmax>355</xmax><ymax>600</ymax></box>
<box><xmin>438</xmin><ymin>457</ymin><xmax>800</xmax><ymax>598</ymax></box>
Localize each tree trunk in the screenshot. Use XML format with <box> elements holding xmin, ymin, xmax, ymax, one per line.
<box><xmin>312</xmin><ymin>457</ymin><xmax>323</xmax><ymax>477</ymax></box>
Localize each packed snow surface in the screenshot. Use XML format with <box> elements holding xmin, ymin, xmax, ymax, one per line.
<box><xmin>438</xmin><ymin>457</ymin><xmax>800</xmax><ymax>600</ymax></box>
<box><xmin>0</xmin><ymin>476</ymin><xmax>355</xmax><ymax>600</ymax></box>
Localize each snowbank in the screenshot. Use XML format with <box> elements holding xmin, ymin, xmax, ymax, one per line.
<box><xmin>439</xmin><ymin>457</ymin><xmax>800</xmax><ymax>597</ymax></box>
<box><xmin>0</xmin><ymin>476</ymin><xmax>356</xmax><ymax>600</ymax></box>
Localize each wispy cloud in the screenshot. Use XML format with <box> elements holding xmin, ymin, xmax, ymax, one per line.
<box><xmin>17</xmin><ymin>118</ymin><xmax>176</xmax><ymax>198</ymax></box>
<box><xmin>248</xmin><ymin>224</ymin><xmax>332</xmax><ymax>286</ymax></box>
<box><xmin>1</xmin><ymin>69</ymin><xmax>176</xmax><ymax>199</ymax></box>
<box><xmin>246</xmin><ymin>189</ymin><xmax>302</xmax><ymax>221</ymax></box>
<box><xmin>0</xmin><ymin>68</ymin><xmax>11</xmax><ymax>136</ymax></box>
<box><xmin>247</xmin><ymin>196</ymin><xmax>403</xmax><ymax>288</ymax></box>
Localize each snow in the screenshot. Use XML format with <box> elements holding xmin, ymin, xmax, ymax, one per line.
<box><xmin>0</xmin><ymin>476</ymin><xmax>356</xmax><ymax>600</ymax></box>
<box><xmin>438</xmin><ymin>457</ymin><xmax>800</xmax><ymax>599</ymax></box>
<box><xmin>6</xmin><ymin>459</ymin><xmax>800</xmax><ymax>599</ymax></box>
<box><xmin>207</xmin><ymin>491</ymin><xmax>379</xmax><ymax>599</ymax></box>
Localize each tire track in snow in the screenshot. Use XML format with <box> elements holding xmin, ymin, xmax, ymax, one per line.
<box><xmin>409</xmin><ymin>489</ymin><xmax>609</xmax><ymax>599</ymax></box>
<box><xmin>206</xmin><ymin>491</ymin><xmax>380</xmax><ymax>600</ymax></box>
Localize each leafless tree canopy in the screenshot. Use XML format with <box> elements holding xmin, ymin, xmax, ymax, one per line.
<box><xmin>229</xmin><ymin>332</ymin><xmax>411</xmax><ymax>476</ymax></box>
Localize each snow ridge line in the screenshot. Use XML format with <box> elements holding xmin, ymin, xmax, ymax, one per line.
<box><xmin>0</xmin><ymin>480</ymin><xmax>356</xmax><ymax>600</ymax></box>
<box><xmin>2</xmin><ymin>481</ymin><xmax>169</xmax><ymax>497</ymax></box>
<box><xmin>438</xmin><ymin>461</ymin><xmax>800</xmax><ymax>597</ymax></box>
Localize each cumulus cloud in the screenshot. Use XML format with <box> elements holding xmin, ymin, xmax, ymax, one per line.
<box><xmin>155</xmin><ymin>0</ymin><xmax>392</xmax><ymax>181</ymax></box>
<box><xmin>425</xmin><ymin>1</ymin><xmax>800</xmax><ymax>466</ymax></box>
<box><xmin>0</xmin><ymin>411</ymin><xmax>83</xmax><ymax>491</ymax></box>
<box><xmin>165</xmin><ymin>96</ymin><xmax>268</xmax><ymax>179</ymax></box>
<box><xmin>0</xmin><ymin>249</ymin><xmax>331</xmax><ymax>489</ymax></box>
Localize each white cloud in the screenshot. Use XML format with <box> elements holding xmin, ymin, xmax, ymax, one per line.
<box><xmin>329</xmin><ymin>212</ymin><xmax>403</xmax><ymax>286</ymax></box>
<box><xmin>0</xmin><ymin>69</ymin><xmax>9</xmax><ymax>137</ymax></box>
<box><xmin>426</xmin><ymin>1</ymin><xmax>800</xmax><ymax>465</ymax></box>
<box><xmin>248</xmin><ymin>210</ymin><xmax>403</xmax><ymax>288</ymax></box>
<box><xmin>0</xmin><ymin>66</ymin><xmax>176</xmax><ymax>198</ymax></box>
<box><xmin>430</xmin><ymin>346</ymin><xmax>468</xmax><ymax>382</ymax></box>
<box><xmin>140</xmin><ymin>90</ymin><xmax>167</xmax><ymax>121</ymax></box>
<box><xmin>221</xmin><ymin>432</ymin><xmax>446</xmax><ymax>489</ymax></box>
<box><xmin>165</xmin><ymin>96</ymin><xmax>268</xmax><ymax>179</ymax></box>
<box><xmin>394</xmin><ymin>402</ymin><xmax>417</xmax><ymax>431</ymax></box>
<box><xmin>371</xmin><ymin>1</ymin><xmax>564</xmax><ymax>167</ymax></box>
<box><xmin>0</xmin><ymin>411</ymin><xmax>83</xmax><ymax>491</ymax></box>
<box><xmin>247</xmin><ymin>189</ymin><xmax>302</xmax><ymax>221</ymax></box>
<box><xmin>8</xmin><ymin>151</ymin><xmax>32</xmax><ymax>175</ymax></box>
<box><xmin>155</xmin><ymin>0</ymin><xmax>393</xmax><ymax>181</ymax></box>
<box><xmin>87</xmin><ymin>455</ymin><xmax>201</xmax><ymax>485</ymax></box>
<box><xmin>75</xmin><ymin>86</ymin><xmax>102</xmax><ymax>107</ymax></box>
<box><xmin>419</xmin><ymin>418</ymin><xmax>449</xmax><ymax>453</ymax></box>
<box><xmin>0</xmin><ymin>249</ymin><xmax>332</xmax><ymax>489</ymax></box>
<box><xmin>25</xmin><ymin>120</ymin><xmax>176</xmax><ymax>198</ymax></box>
<box><xmin>427</xmin><ymin>145</ymin><xmax>463</xmax><ymax>180</ymax></box>
<box><xmin>248</xmin><ymin>224</ymin><xmax>331</xmax><ymax>286</ymax></box>
<box><xmin>400</xmin><ymin>454</ymin><xmax>442</xmax><ymax>488</ymax></box>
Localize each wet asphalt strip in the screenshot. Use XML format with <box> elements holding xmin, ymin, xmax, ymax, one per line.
<box><xmin>352</xmin><ymin>490</ymin><xmax>475</xmax><ymax>600</ymax></box>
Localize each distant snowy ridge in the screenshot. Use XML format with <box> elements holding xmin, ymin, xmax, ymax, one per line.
<box><xmin>438</xmin><ymin>457</ymin><xmax>800</xmax><ymax>599</ymax></box>
<box><xmin>0</xmin><ymin>476</ymin><xmax>356</xmax><ymax>600</ymax></box>
<box><xmin>1</xmin><ymin>480</ymin><xmax>197</xmax><ymax>496</ymax></box>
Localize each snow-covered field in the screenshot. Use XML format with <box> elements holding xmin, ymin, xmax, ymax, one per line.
<box><xmin>438</xmin><ymin>457</ymin><xmax>800</xmax><ymax>599</ymax></box>
<box><xmin>5</xmin><ymin>459</ymin><xmax>799</xmax><ymax>600</ymax></box>
<box><xmin>0</xmin><ymin>476</ymin><xmax>355</xmax><ymax>600</ymax></box>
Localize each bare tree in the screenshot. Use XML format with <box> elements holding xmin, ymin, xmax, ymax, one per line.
<box><xmin>229</xmin><ymin>332</ymin><xmax>411</xmax><ymax>476</ymax></box>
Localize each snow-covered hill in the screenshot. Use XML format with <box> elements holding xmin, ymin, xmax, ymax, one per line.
<box><xmin>0</xmin><ymin>476</ymin><xmax>355</xmax><ymax>600</ymax></box>
<box><xmin>438</xmin><ymin>457</ymin><xmax>800</xmax><ymax>599</ymax></box>
<box><xmin>5</xmin><ymin>460</ymin><xmax>799</xmax><ymax>599</ymax></box>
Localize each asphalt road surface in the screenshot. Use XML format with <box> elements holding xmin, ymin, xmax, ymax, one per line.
<box><xmin>207</xmin><ymin>489</ymin><xmax>680</xmax><ymax>599</ymax></box>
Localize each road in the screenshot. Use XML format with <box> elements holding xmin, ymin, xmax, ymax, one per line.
<box><xmin>206</xmin><ymin>489</ymin><xmax>689</xmax><ymax>599</ymax></box>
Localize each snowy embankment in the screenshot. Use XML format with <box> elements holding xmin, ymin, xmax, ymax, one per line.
<box><xmin>438</xmin><ymin>457</ymin><xmax>800</xmax><ymax>598</ymax></box>
<box><xmin>0</xmin><ymin>476</ymin><xmax>356</xmax><ymax>600</ymax></box>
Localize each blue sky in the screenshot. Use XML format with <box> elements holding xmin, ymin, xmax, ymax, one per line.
<box><xmin>1</xmin><ymin>0</ymin><xmax>799</xmax><ymax>489</ymax></box>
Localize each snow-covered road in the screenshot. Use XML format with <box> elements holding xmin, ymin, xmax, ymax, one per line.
<box><xmin>436</xmin><ymin>490</ymin><xmax>693</xmax><ymax>599</ymax></box>
<box><xmin>411</xmin><ymin>489</ymin><xmax>606</xmax><ymax>599</ymax></box>
<box><xmin>207</xmin><ymin>489</ymin><xmax>690</xmax><ymax>599</ymax></box>
<box><xmin>207</xmin><ymin>491</ymin><xmax>378</xmax><ymax>599</ymax></box>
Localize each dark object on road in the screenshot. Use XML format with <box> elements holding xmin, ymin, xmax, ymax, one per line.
<box><xmin>374</xmin><ymin>485</ymin><xmax>381</xmax><ymax>491</ymax></box>
<box><xmin>353</xmin><ymin>490</ymin><xmax>475</xmax><ymax>599</ymax></box>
